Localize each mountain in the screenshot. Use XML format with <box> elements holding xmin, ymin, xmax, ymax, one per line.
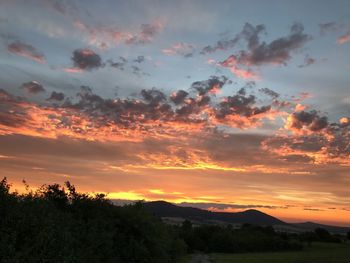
<box><xmin>143</xmin><ymin>201</ymin><xmax>286</xmax><ymax>225</ymax></box>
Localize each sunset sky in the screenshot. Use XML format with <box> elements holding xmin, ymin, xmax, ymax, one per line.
<box><xmin>0</xmin><ymin>0</ymin><xmax>350</xmax><ymax>226</ymax></box>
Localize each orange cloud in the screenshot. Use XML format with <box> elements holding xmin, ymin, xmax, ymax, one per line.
<box><xmin>336</xmin><ymin>32</ymin><xmax>350</xmax><ymax>44</ymax></box>
<box><xmin>262</xmin><ymin>109</ymin><xmax>350</xmax><ymax>165</ymax></box>
<box><xmin>0</xmin><ymin>80</ymin><xmax>289</xmax><ymax>146</ymax></box>
<box><xmin>103</xmin><ymin>145</ymin><xmax>313</xmax><ymax>176</ymax></box>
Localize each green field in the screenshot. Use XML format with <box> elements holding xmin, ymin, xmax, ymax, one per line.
<box><xmin>178</xmin><ymin>243</ymin><xmax>350</xmax><ymax>263</ymax></box>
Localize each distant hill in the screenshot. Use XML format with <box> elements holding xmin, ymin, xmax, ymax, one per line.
<box><xmin>142</xmin><ymin>201</ymin><xmax>350</xmax><ymax>234</ymax></box>
<box><xmin>292</xmin><ymin>222</ymin><xmax>350</xmax><ymax>234</ymax></box>
<box><xmin>143</xmin><ymin>200</ymin><xmax>286</xmax><ymax>225</ymax></box>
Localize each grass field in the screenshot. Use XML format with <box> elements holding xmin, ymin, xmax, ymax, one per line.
<box><xmin>177</xmin><ymin>242</ymin><xmax>350</xmax><ymax>263</ymax></box>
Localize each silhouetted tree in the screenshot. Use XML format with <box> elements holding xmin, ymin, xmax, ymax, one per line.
<box><xmin>0</xmin><ymin>178</ymin><xmax>186</xmax><ymax>263</ymax></box>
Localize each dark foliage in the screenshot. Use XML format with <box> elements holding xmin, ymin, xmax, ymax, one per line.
<box><xmin>177</xmin><ymin>221</ymin><xmax>303</xmax><ymax>253</ymax></box>
<box><xmin>0</xmin><ymin>178</ymin><xmax>186</xmax><ymax>263</ymax></box>
<box><xmin>299</xmin><ymin>228</ymin><xmax>343</xmax><ymax>245</ymax></box>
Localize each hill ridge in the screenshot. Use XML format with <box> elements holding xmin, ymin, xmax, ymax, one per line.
<box><xmin>143</xmin><ymin>200</ymin><xmax>286</xmax><ymax>225</ymax></box>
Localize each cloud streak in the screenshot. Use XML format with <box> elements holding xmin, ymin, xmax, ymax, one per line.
<box><xmin>7</xmin><ymin>41</ymin><xmax>46</xmax><ymax>63</ymax></box>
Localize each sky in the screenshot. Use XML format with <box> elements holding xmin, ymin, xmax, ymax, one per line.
<box><xmin>0</xmin><ymin>0</ymin><xmax>350</xmax><ymax>226</ymax></box>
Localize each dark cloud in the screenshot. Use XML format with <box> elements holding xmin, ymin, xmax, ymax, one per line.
<box><xmin>201</xmin><ymin>38</ymin><xmax>239</xmax><ymax>55</ymax></box>
<box><xmin>201</xmin><ymin>21</ymin><xmax>310</xmax><ymax>64</ymax></box>
<box><xmin>240</xmin><ymin>23</ymin><xmax>266</xmax><ymax>50</ymax></box>
<box><xmin>236</xmin><ymin>23</ymin><xmax>311</xmax><ymax>66</ymax></box>
<box><xmin>20</xmin><ymin>81</ymin><xmax>45</xmax><ymax>94</ymax></box>
<box><xmin>298</xmin><ymin>54</ymin><xmax>316</xmax><ymax>68</ymax></box>
<box><xmin>319</xmin><ymin>22</ymin><xmax>341</xmax><ymax>35</ymax></box>
<box><xmin>304</xmin><ymin>208</ymin><xmax>324</xmax><ymax>212</ymax></box>
<box><xmin>133</xmin><ymin>56</ymin><xmax>145</xmax><ymax>63</ymax></box>
<box><xmin>7</xmin><ymin>41</ymin><xmax>46</xmax><ymax>63</ymax></box>
<box><xmin>131</xmin><ymin>66</ymin><xmax>150</xmax><ymax>77</ymax></box>
<box><xmin>175</xmin><ymin>97</ymin><xmax>198</xmax><ymax>117</ymax></box>
<box><xmin>119</xmin><ymin>56</ymin><xmax>127</xmax><ymax>63</ymax></box>
<box><xmin>215</xmin><ymin>23</ymin><xmax>311</xmax><ymax>77</ymax></box>
<box><xmin>107</xmin><ymin>56</ymin><xmax>149</xmax><ymax>76</ymax></box>
<box><xmin>111</xmin><ymin>63</ymin><xmax>124</xmax><ymax>70</ymax></box>
<box><xmin>131</xmin><ymin>65</ymin><xmax>141</xmax><ymax>75</ymax></box>
<box><xmin>72</xmin><ymin>79</ymin><xmax>273</xmax><ymax>127</ymax></box>
<box><xmin>108</xmin><ymin>56</ymin><xmax>127</xmax><ymax>71</ymax></box>
<box><xmin>140</xmin><ymin>89</ymin><xmax>166</xmax><ymax>105</ymax></box>
<box><xmin>288</xmin><ymin>110</ymin><xmax>328</xmax><ymax>132</ymax></box>
<box><xmin>48</xmin><ymin>91</ymin><xmax>65</xmax><ymax>101</ymax></box>
<box><xmin>215</xmin><ymin>87</ymin><xmax>271</xmax><ymax>119</ymax></box>
<box><xmin>191</xmin><ymin>75</ymin><xmax>228</xmax><ymax>96</ymax></box>
<box><xmin>170</xmin><ymin>90</ymin><xmax>189</xmax><ymax>105</ymax></box>
<box><xmin>71</xmin><ymin>48</ymin><xmax>102</xmax><ymax>70</ymax></box>
<box><xmin>64</xmin><ymin>86</ymin><xmax>173</xmax><ymax>127</ymax></box>
<box><xmin>170</xmin><ymin>76</ymin><xmax>231</xmax><ymax>118</ymax></box>
<box><xmin>259</xmin><ymin>88</ymin><xmax>279</xmax><ymax>98</ymax></box>
<box><xmin>183</xmin><ymin>52</ymin><xmax>194</xmax><ymax>58</ymax></box>
<box><xmin>125</xmin><ymin>22</ymin><xmax>163</xmax><ymax>45</ymax></box>
<box><xmin>200</xmin><ymin>31</ymin><xmax>242</xmax><ymax>55</ymax></box>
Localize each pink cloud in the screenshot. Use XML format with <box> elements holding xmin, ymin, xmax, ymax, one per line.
<box><xmin>336</xmin><ymin>32</ymin><xmax>350</xmax><ymax>44</ymax></box>
<box><xmin>207</xmin><ymin>58</ymin><xmax>216</xmax><ymax>65</ymax></box>
<box><xmin>220</xmin><ymin>55</ymin><xmax>258</xmax><ymax>80</ymax></box>
<box><xmin>63</xmin><ymin>67</ymin><xmax>83</xmax><ymax>73</ymax></box>
<box><xmin>162</xmin><ymin>49</ymin><xmax>176</xmax><ymax>55</ymax></box>
<box><xmin>73</xmin><ymin>19</ymin><xmax>165</xmax><ymax>49</ymax></box>
<box><xmin>162</xmin><ymin>42</ymin><xmax>195</xmax><ymax>57</ymax></box>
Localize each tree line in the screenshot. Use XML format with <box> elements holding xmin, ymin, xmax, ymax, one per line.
<box><xmin>0</xmin><ymin>178</ymin><xmax>348</xmax><ymax>262</ymax></box>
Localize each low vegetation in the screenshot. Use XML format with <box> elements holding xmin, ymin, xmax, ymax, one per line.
<box><xmin>176</xmin><ymin>220</ymin><xmax>303</xmax><ymax>253</ymax></box>
<box><xmin>211</xmin><ymin>242</ymin><xmax>350</xmax><ymax>263</ymax></box>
